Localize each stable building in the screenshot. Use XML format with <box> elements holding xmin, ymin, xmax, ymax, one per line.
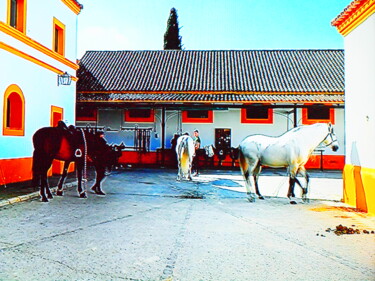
<box><xmin>76</xmin><ymin>49</ymin><xmax>345</xmax><ymax>169</ymax></box>
<box><xmin>332</xmin><ymin>0</ymin><xmax>375</xmax><ymax>214</ymax></box>
<box><xmin>0</xmin><ymin>0</ymin><xmax>82</xmax><ymax>185</ymax></box>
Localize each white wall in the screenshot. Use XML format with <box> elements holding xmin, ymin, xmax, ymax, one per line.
<box><xmin>26</xmin><ymin>0</ymin><xmax>79</xmax><ymax>61</ymax></box>
<box><xmin>88</xmin><ymin>107</ymin><xmax>345</xmax><ymax>156</ymax></box>
<box><xmin>0</xmin><ymin>0</ymin><xmax>79</xmax><ymax>159</ymax></box>
<box><xmin>344</xmin><ymin>14</ymin><xmax>375</xmax><ymax>168</ymax></box>
<box><xmin>0</xmin><ymin>0</ymin><xmax>6</xmax><ymax>22</ymax></box>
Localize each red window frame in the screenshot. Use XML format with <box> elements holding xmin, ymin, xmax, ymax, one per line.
<box><xmin>3</xmin><ymin>84</ymin><xmax>25</xmax><ymax>136</ymax></box>
<box><xmin>302</xmin><ymin>104</ymin><xmax>335</xmax><ymax>125</ymax></box>
<box><xmin>125</xmin><ymin>109</ymin><xmax>155</xmax><ymax>123</ymax></box>
<box><xmin>76</xmin><ymin>108</ymin><xmax>97</xmax><ymax>121</ymax></box>
<box><xmin>8</xmin><ymin>0</ymin><xmax>26</xmax><ymax>33</ymax></box>
<box><xmin>182</xmin><ymin>110</ymin><xmax>213</xmax><ymax>123</ymax></box>
<box><xmin>241</xmin><ymin>106</ymin><xmax>273</xmax><ymax>124</ymax></box>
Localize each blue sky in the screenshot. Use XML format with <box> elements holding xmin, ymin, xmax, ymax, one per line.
<box><xmin>77</xmin><ymin>0</ymin><xmax>350</xmax><ymax>58</ymax></box>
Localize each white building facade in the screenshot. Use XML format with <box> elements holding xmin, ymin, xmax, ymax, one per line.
<box><xmin>0</xmin><ymin>0</ymin><xmax>82</xmax><ymax>185</ymax></box>
<box><xmin>333</xmin><ymin>0</ymin><xmax>375</xmax><ymax>214</ymax></box>
<box><xmin>76</xmin><ymin>50</ymin><xmax>345</xmax><ymax>169</ymax></box>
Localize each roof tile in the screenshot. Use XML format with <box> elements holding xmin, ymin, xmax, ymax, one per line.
<box><xmin>77</xmin><ymin>50</ymin><xmax>344</xmax><ymax>93</ymax></box>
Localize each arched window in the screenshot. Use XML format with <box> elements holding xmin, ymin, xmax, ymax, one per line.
<box><xmin>3</xmin><ymin>84</ymin><xmax>25</xmax><ymax>136</ymax></box>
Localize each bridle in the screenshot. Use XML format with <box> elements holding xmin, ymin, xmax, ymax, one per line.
<box><xmin>320</xmin><ymin>127</ymin><xmax>337</xmax><ymax>148</ymax></box>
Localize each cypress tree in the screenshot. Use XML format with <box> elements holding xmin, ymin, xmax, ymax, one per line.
<box><xmin>163</xmin><ymin>8</ymin><xmax>182</xmax><ymax>50</ymax></box>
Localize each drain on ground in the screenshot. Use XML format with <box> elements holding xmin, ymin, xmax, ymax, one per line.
<box><xmin>178</xmin><ymin>193</ymin><xmax>204</xmax><ymax>199</ymax></box>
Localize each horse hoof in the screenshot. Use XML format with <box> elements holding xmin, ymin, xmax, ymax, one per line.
<box><xmin>79</xmin><ymin>192</ymin><xmax>87</xmax><ymax>198</ymax></box>
<box><xmin>302</xmin><ymin>198</ymin><xmax>310</xmax><ymax>203</ymax></box>
<box><xmin>290</xmin><ymin>200</ymin><xmax>297</xmax><ymax>205</ymax></box>
<box><xmin>95</xmin><ymin>190</ymin><xmax>106</xmax><ymax>196</ymax></box>
<box><xmin>258</xmin><ymin>196</ymin><xmax>265</xmax><ymax>200</ymax></box>
<box><xmin>247</xmin><ymin>197</ymin><xmax>256</xmax><ymax>203</ymax></box>
<box><xmin>47</xmin><ymin>194</ymin><xmax>53</xmax><ymax>199</ymax></box>
<box><xmin>41</xmin><ymin>197</ymin><xmax>49</xmax><ymax>203</ymax></box>
<box><xmin>56</xmin><ymin>190</ymin><xmax>63</xmax><ymax>196</ymax></box>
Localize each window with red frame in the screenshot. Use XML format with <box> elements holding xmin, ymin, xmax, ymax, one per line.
<box><xmin>241</xmin><ymin>106</ymin><xmax>273</xmax><ymax>124</ymax></box>
<box><xmin>76</xmin><ymin>107</ymin><xmax>97</xmax><ymax>121</ymax></box>
<box><xmin>302</xmin><ymin>105</ymin><xmax>335</xmax><ymax>125</ymax></box>
<box><xmin>125</xmin><ymin>109</ymin><xmax>154</xmax><ymax>122</ymax></box>
<box><xmin>9</xmin><ymin>0</ymin><xmax>26</xmax><ymax>33</ymax></box>
<box><xmin>3</xmin><ymin>85</ymin><xmax>25</xmax><ymax>136</ymax></box>
<box><xmin>182</xmin><ymin>110</ymin><xmax>213</xmax><ymax>123</ymax></box>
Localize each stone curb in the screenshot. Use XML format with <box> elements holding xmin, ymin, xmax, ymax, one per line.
<box><xmin>0</xmin><ymin>183</ymin><xmax>76</xmax><ymax>208</ymax></box>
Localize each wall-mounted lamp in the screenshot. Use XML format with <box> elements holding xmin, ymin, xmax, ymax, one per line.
<box><xmin>57</xmin><ymin>72</ymin><xmax>72</xmax><ymax>86</ymax></box>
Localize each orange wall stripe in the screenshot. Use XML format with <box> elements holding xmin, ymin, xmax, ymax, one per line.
<box><xmin>343</xmin><ymin>164</ymin><xmax>375</xmax><ymax>215</ymax></box>
<box><xmin>61</xmin><ymin>0</ymin><xmax>82</xmax><ymax>15</ymax></box>
<box><xmin>0</xmin><ymin>41</ymin><xmax>78</xmax><ymax>81</ymax></box>
<box><xmin>0</xmin><ymin>158</ymin><xmax>32</xmax><ymax>185</ymax></box>
<box><xmin>0</xmin><ymin>21</ymin><xmax>79</xmax><ymax>70</ymax></box>
<box><xmin>78</xmin><ymin>99</ymin><xmax>343</xmax><ymax>105</ymax></box>
<box><xmin>116</xmin><ymin>152</ymin><xmax>344</xmax><ymax>170</ymax></box>
<box><xmin>305</xmin><ymin>155</ymin><xmax>344</xmax><ymax>170</ymax></box>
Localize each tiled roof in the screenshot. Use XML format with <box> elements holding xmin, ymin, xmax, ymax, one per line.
<box><xmin>77</xmin><ymin>93</ymin><xmax>344</xmax><ymax>104</ymax></box>
<box><xmin>332</xmin><ymin>0</ymin><xmax>369</xmax><ymax>26</ymax></box>
<box><xmin>77</xmin><ymin>50</ymin><xmax>344</xmax><ymax>93</ymax></box>
<box><xmin>331</xmin><ymin>0</ymin><xmax>374</xmax><ymax>36</ymax></box>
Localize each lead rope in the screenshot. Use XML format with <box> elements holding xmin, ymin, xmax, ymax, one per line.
<box><xmin>80</xmin><ymin>129</ymin><xmax>87</xmax><ymax>195</ymax></box>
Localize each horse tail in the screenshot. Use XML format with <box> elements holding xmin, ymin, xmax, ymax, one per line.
<box><xmin>179</xmin><ymin>138</ymin><xmax>189</xmax><ymax>174</ymax></box>
<box><xmin>31</xmin><ymin>129</ymin><xmax>45</xmax><ymax>187</ymax></box>
<box><xmin>31</xmin><ymin>149</ymin><xmax>41</xmax><ymax>187</ymax></box>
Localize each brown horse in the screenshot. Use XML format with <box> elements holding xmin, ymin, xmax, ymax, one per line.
<box><xmin>32</xmin><ymin>122</ymin><xmax>122</xmax><ymax>202</ymax></box>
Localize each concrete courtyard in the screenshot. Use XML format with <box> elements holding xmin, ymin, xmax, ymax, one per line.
<box><xmin>0</xmin><ymin>168</ymin><xmax>374</xmax><ymax>281</ymax></box>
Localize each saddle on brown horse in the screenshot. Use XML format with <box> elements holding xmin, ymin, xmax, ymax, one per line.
<box><xmin>32</xmin><ymin>121</ymin><xmax>123</xmax><ymax>202</ymax></box>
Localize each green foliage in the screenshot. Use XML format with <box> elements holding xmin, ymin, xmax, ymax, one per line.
<box><xmin>163</xmin><ymin>8</ymin><xmax>182</xmax><ymax>50</ymax></box>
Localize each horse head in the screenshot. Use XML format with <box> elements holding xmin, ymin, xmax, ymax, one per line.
<box><xmin>322</xmin><ymin>123</ymin><xmax>339</xmax><ymax>152</ymax></box>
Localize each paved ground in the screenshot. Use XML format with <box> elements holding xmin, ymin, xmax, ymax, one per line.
<box><xmin>0</xmin><ymin>168</ymin><xmax>374</xmax><ymax>281</ymax></box>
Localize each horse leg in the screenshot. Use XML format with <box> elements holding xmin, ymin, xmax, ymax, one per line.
<box><xmin>40</xmin><ymin>175</ymin><xmax>49</xmax><ymax>202</ymax></box>
<box><xmin>76</xmin><ymin>162</ymin><xmax>87</xmax><ymax>198</ymax></box>
<box><xmin>39</xmin><ymin>158</ymin><xmax>53</xmax><ymax>202</ymax></box>
<box><xmin>91</xmin><ymin>167</ymin><xmax>106</xmax><ymax>195</ymax></box>
<box><xmin>176</xmin><ymin>156</ymin><xmax>181</xmax><ymax>181</ymax></box>
<box><xmin>253</xmin><ymin>165</ymin><xmax>264</xmax><ymax>199</ymax></box>
<box><xmin>187</xmin><ymin>157</ymin><xmax>193</xmax><ymax>181</ymax></box>
<box><xmin>56</xmin><ymin>161</ymin><xmax>70</xmax><ymax>196</ymax></box>
<box><xmin>46</xmin><ymin>180</ymin><xmax>53</xmax><ymax>199</ymax></box>
<box><xmin>297</xmin><ymin>167</ymin><xmax>310</xmax><ymax>202</ymax></box>
<box><xmin>238</xmin><ymin>150</ymin><xmax>257</xmax><ymax>202</ymax></box>
<box><xmin>287</xmin><ymin>166</ymin><xmax>299</xmax><ymax>204</ymax></box>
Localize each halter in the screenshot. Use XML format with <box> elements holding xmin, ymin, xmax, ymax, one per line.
<box><xmin>320</xmin><ymin>130</ymin><xmax>336</xmax><ymax>148</ymax></box>
<box><xmin>80</xmin><ymin>128</ymin><xmax>88</xmax><ymax>195</ymax></box>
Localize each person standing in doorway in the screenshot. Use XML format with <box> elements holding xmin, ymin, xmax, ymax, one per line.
<box><xmin>192</xmin><ymin>129</ymin><xmax>201</xmax><ymax>176</ymax></box>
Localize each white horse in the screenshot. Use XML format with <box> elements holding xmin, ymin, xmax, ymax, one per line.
<box><xmin>238</xmin><ymin>123</ymin><xmax>339</xmax><ymax>203</ymax></box>
<box><xmin>176</xmin><ymin>135</ymin><xmax>195</xmax><ymax>181</ymax></box>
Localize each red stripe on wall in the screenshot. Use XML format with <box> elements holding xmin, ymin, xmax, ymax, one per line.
<box><xmin>117</xmin><ymin>151</ymin><xmax>345</xmax><ymax>170</ymax></box>
<box><xmin>305</xmin><ymin>155</ymin><xmax>345</xmax><ymax>170</ymax></box>
<box><xmin>0</xmin><ymin>158</ymin><xmax>33</xmax><ymax>185</ymax></box>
